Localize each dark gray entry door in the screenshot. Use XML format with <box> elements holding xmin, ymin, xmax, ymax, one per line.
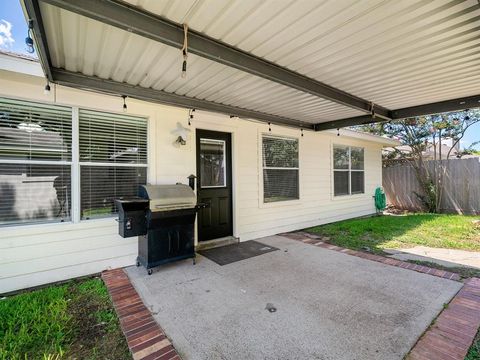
<box><xmin>196</xmin><ymin>129</ymin><xmax>233</xmax><ymax>241</ymax></box>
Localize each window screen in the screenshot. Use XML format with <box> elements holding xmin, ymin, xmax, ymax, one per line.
<box><xmin>262</xmin><ymin>136</ymin><xmax>299</xmax><ymax>203</ymax></box>
<box><xmin>333</xmin><ymin>145</ymin><xmax>364</xmax><ymax>196</ymax></box>
<box><xmin>0</xmin><ymin>98</ymin><xmax>72</xmax><ymax>225</ymax></box>
<box><xmin>79</xmin><ymin>110</ymin><xmax>147</xmax><ymax>219</ymax></box>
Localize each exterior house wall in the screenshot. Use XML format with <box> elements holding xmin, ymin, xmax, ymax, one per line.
<box><xmin>0</xmin><ymin>69</ymin><xmax>385</xmax><ymax>293</ymax></box>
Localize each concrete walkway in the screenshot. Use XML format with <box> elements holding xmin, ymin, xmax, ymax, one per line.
<box><xmin>385</xmin><ymin>246</ymin><xmax>480</xmax><ymax>269</ymax></box>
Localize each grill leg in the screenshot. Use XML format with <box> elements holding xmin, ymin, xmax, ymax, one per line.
<box><xmin>148</xmin><ymin>268</ymin><xmax>153</xmax><ymax>275</ymax></box>
<box><xmin>193</xmin><ymin>254</ymin><xmax>196</xmax><ymax>265</ymax></box>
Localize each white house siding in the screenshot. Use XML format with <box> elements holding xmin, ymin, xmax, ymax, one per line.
<box><xmin>0</xmin><ymin>69</ymin><xmax>385</xmax><ymax>293</ymax></box>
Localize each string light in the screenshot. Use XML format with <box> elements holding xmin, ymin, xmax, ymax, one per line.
<box><xmin>181</xmin><ymin>24</ymin><xmax>189</xmax><ymax>78</ymax></box>
<box><xmin>301</xmin><ymin>128</ymin><xmax>304</xmax><ymax>137</ymax></box>
<box><xmin>188</xmin><ymin>108</ymin><xmax>195</xmax><ymax>126</ymax></box>
<box><xmin>44</xmin><ymin>81</ymin><xmax>51</xmax><ymax>95</ymax></box>
<box><xmin>122</xmin><ymin>95</ymin><xmax>127</xmax><ymax>112</ymax></box>
<box><xmin>337</xmin><ymin>128</ymin><xmax>340</xmax><ymax>136</ymax></box>
<box><xmin>268</xmin><ymin>122</ymin><xmax>272</xmax><ymax>132</ymax></box>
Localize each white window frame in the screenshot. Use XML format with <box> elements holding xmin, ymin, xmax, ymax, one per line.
<box><xmin>332</xmin><ymin>144</ymin><xmax>365</xmax><ymax>197</ymax></box>
<box><xmin>0</xmin><ymin>98</ymin><xmax>73</xmax><ymax>227</ymax></box>
<box><xmin>261</xmin><ymin>134</ymin><xmax>300</xmax><ymax>205</ymax></box>
<box><xmin>0</xmin><ymin>97</ymin><xmax>149</xmax><ymax>228</ymax></box>
<box><xmin>76</xmin><ymin>108</ymin><xmax>148</xmax><ymax>222</ymax></box>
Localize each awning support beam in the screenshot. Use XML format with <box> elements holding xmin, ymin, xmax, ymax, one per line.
<box><xmin>52</xmin><ymin>68</ymin><xmax>315</xmax><ymax>129</ymax></box>
<box><xmin>315</xmin><ymin>94</ymin><xmax>480</xmax><ymax>131</ymax></box>
<box><xmin>23</xmin><ymin>0</ymin><xmax>54</xmax><ymax>81</ymax></box>
<box><xmin>391</xmin><ymin>94</ymin><xmax>480</xmax><ymax>119</ymax></box>
<box><xmin>38</xmin><ymin>0</ymin><xmax>391</xmax><ymax>119</ymax></box>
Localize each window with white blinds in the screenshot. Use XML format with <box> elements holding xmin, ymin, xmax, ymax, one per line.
<box><xmin>79</xmin><ymin>109</ymin><xmax>147</xmax><ymax>219</ymax></box>
<box><xmin>0</xmin><ymin>98</ymin><xmax>72</xmax><ymax>225</ymax></box>
<box><xmin>262</xmin><ymin>135</ymin><xmax>299</xmax><ymax>203</ymax></box>
<box><xmin>333</xmin><ymin>145</ymin><xmax>364</xmax><ymax>196</ymax></box>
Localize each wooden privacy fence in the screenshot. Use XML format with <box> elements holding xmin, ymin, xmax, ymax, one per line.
<box><xmin>383</xmin><ymin>158</ymin><xmax>480</xmax><ymax>215</ymax></box>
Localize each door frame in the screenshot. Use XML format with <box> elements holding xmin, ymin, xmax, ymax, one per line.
<box><xmin>195</xmin><ymin>128</ymin><xmax>234</xmax><ymax>242</ymax></box>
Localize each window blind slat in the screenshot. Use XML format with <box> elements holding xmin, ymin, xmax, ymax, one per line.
<box><xmin>80</xmin><ymin>165</ymin><xmax>146</xmax><ymax>220</ymax></box>
<box><xmin>79</xmin><ymin>109</ymin><xmax>148</xmax><ymax>220</ymax></box>
<box><xmin>262</xmin><ymin>136</ymin><xmax>299</xmax><ymax>203</ymax></box>
<box><xmin>79</xmin><ymin>109</ymin><xmax>147</xmax><ymax>164</ymax></box>
<box><xmin>0</xmin><ymin>98</ymin><xmax>72</xmax><ymax>161</ymax></box>
<box><xmin>0</xmin><ymin>163</ymin><xmax>71</xmax><ymax>225</ymax></box>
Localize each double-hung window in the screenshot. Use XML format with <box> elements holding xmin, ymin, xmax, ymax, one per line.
<box><xmin>79</xmin><ymin>109</ymin><xmax>147</xmax><ymax>220</ymax></box>
<box><xmin>262</xmin><ymin>135</ymin><xmax>299</xmax><ymax>203</ymax></box>
<box><xmin>333</xmin><ymin>145</ymin><xmax>364</xmax><ymax>196</ymax></box>
<box><xmin>0</xmin><ymin>98</ymin><xmax>72</xmax><ymax>225</ymax></box>
<box><xmin>0</xmin><ymin>97</ymin><xmax>149</xmax><ymax>227</ymax></box>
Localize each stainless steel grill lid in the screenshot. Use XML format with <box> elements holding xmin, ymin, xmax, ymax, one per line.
<box><xmin>139</xmin><ymin>184</ymin><xmax>196</xmax><ymax>211</ymax></box>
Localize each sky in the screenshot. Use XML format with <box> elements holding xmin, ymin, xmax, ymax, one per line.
<box><xmin>0</xmin><ymin>0</ymin><xmax>36</xmax><ymax>56</ymax></box>
<box><xmin>0</xmin><ymin>0</ymin><xmax>479</xmax><ymax>148</ymax></box>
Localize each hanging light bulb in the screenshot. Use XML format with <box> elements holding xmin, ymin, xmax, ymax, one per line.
<box><xmin>181</xmin><ymin>51</ymin><xmax>187</xmax><ymax>78</ymax></box>
<box><xmin>301</xmin><ymin>128</ymin><xmax>304</xmax><ymax>137</ymax></box>
<box><xmin>188</xmin><ymin>108</ymin><xmax>195</xmax><ymax>125</ymax></box>
<box><xmin>337</xmin><ymin>128</ymin><xmax>340</xmax><ymax>136</ymax></box>
<box><xmin>181</xmin><ymin>24</ymin><xmax>188</xmax><ymax>78</ymax></box>
<box><xmin>25</xmin><ymin>20</ymin><xmax>34</xmax><ymax>54</ymax></box>
<box><xmin>122</xmin><ymin>95</ymin><xmax>127</xmax><ymax>112</ymax></box>
<box><xmin>43</xmin><ymin>81</ymin><xmax>51</xmax><ymax>95</ymax></box>
<box><xmin>268</xmin><ymin>122</ymin><xmax>272</xmax><ymax>132</ymax></box>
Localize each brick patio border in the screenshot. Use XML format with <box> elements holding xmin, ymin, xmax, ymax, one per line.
<box><xmin>408</xmin><ymin>278</ymin><xmax>480</xmax><ymax>360</ymax></box>
<box><xmin>280</xmin><ymin>232</ymin><xmax>461</xmax><ymax>281</ymax></box>
<box><xmin>280</xmin><ymin>231</ymin><xmax>480</xmax><ymax>359</ymax></box>
<box><xmin>102</xmin><ymin>269</ymin><xmax>181</xmax><ymax>360</ymax></box>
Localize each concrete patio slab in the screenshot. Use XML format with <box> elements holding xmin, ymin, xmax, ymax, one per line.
<box><xmin>126</xmin><ymin>235</ymin><xmax>462</xmax><ymax>360</ymax></box>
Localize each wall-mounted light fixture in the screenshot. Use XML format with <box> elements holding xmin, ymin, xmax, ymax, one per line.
<box><xmin>173</xmin><ymin>122</ymin><xmax>191</xmax><ymax>146</ymax></box>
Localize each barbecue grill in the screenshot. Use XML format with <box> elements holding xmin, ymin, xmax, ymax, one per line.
<box><xmin>115</xmin><ymin>182</ymin><xmax>202</xmax><ymax>274</ymax></box>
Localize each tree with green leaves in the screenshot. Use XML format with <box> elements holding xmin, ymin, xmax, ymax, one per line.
<box><xmin>355</xmin><ymin>109</ymin><xmax>480</xmax><ymax>213</ymax></box>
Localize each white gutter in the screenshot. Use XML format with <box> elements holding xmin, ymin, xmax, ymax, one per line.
<box><xmin>325</xmin><ymin>128</ymin><xmax>401</xmax><ymax>146</ymax></box>
<box><xmin>0</xmin><ymin>52</ymin><xmax>42</xmax><ymax>77</ymax></box>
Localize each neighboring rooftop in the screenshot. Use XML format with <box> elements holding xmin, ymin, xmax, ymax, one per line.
<box><xmin>0</xmin><ymin>49</ymin><xmax>38</xmax><ymax>62</ymax></box>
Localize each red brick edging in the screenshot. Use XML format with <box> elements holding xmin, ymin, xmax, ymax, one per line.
<box><xmin>408</xmin><ymin>278</ymin><xmax>480</xmax><ymax>360</ymax></box>
<box><xmin>281</xmin><ymin>232</ymin><xmax>461</xmax><ymax>281</ymax></box>
<box><xmin>102</xmin><ymin>269</ymin><xmax>181</xmax><ymax>360</ymax></box>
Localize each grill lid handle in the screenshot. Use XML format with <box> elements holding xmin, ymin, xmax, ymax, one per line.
<box><xmin>188</xmin><ymin>174</ymin><xmax>197</xmax><ymax>191</ymax></box>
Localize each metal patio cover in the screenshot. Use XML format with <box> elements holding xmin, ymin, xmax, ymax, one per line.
<box><xmin>23</xmin><ymin>0</ymin><xmax>480</xmax><ymax>130</ymax></box>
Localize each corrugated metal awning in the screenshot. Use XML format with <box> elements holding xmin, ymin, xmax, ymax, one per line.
<box><xmin>22</xmin><ymin>0</ymin><xmax>480</xmax><ymax>130</ymax></box>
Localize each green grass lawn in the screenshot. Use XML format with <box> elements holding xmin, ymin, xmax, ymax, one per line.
<box><xmin>466</xmin><ymin>329</ymin><xmax>480</xmax><ymax>360</ymax></box>
<box><xmin>306</xmin><ymin>213</ymin><xmax>480</xmax><ymax>254</ymax></box>
<box><xmin>0</xmin><ymin>278</ymin><xmax>130</xmax><ymax>360</ymax></box>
